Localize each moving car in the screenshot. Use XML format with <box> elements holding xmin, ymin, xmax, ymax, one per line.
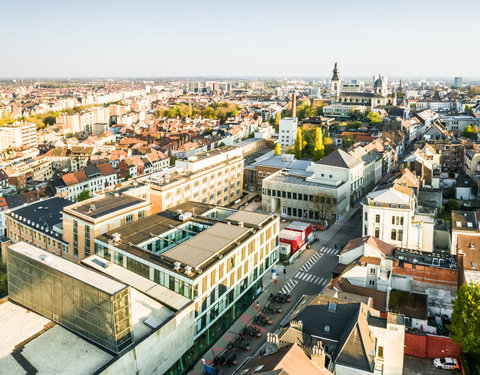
<box><xmin>433</xmin><ymin>357</ymin><xmax>459</xmax><ymax>370</ymax></box>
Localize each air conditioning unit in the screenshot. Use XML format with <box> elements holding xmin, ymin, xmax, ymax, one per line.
<box><xmin>179</xmin><ymin>212</ymin><xmax>192</xmax><ymax>222</ymax></box>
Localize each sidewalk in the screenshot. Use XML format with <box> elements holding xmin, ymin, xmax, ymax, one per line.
<box><xmin>189</xmin><ymin>203</ymin><xmax>361</xmax><ymax>375</ymax></box>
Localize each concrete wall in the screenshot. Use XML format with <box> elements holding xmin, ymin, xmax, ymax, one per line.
<box><xmin>99</xmin><ymin>304</ymin><xmax>195</xmax><ymax>375</ymax></box>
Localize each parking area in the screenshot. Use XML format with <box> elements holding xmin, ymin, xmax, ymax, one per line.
<box><xmin>403</xmin><ymin>356</ymin><xmax>462</xmax><ymax>375</ymax></box>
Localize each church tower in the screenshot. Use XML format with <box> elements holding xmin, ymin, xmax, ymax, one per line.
<box><xmin>331</xmin><ymin>62</ymin><xmax>341</xmax><ymax>101</ymax></box>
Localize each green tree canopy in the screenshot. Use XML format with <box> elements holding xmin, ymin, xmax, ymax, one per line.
<box><xmin>202</xmin><ymin>106</ymin><xmax>216</xmax><ymax>119</ymax></box>
<box><xmin>313</xmin><ymin>127</ymin><xmax>324</xmax><ymax>161</ymax></box>
<box><xmin>367</xmin><ymin>111</ymin><xmax>383</xmax><ymax>125</ymax></box>
<box><xmin>323</xmin><ymin>136</ymin><xmax>335</xmax><ymax>156</ymax></box>
<box><xmin>0</xmin><ymin>112</ymin><xmax>15</xmax><ymax>126</ymax></box>
<box><xmin>77</xmin><ymin>190</ymin><xmax>91</xmax><ymax>202</ymax></box>
<box><xmin>449</xmin><ymin>282</ymin><xmax>480</xmax><ymax>354</ymax></box>
<box><xmin>294</xmin><ymin>128</ymin><xmax>303</xmax><ymax>159</ymax></box>
<box><xmin>274</xmin><ymin>143</ymin><xmax>281</xmax><ymax>155</ymax></box>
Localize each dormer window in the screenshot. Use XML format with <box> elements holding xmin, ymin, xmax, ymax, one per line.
<box><xmin>328</xmin><ymin>302</ymin><xmax>337</xmax><ymax>311</ymax></box>
<box><xmin>324</xmin><ymin>325</ymin><xmax>331</xmax><ymax>332</ymax></box>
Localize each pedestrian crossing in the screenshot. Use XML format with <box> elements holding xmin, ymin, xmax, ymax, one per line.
<box><xmin>293</xmin><ymin>271</ymin><xmax>327</xmax><ymax>286</ymax></box>
<box><xmin>299</xmin><ymin>250</ymin><xmax>323</xmax><ymax>272</ymax></box>
<box><xmin>319</xmin><ymin>246</ymin><xmax>340</xmax><ymax>256</ymax></box>
<box><xmin>279</xmin><ymin>279</ymin><xmax>299</xmax><ymax>295</ymax></box>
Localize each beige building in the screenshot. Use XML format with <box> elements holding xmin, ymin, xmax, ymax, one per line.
<box><xmin>143</xmin><ymin>146</ymin><xmax>244</xmax><ymax>213</ymax></box>
<box><xmin>5</xmin><ymin>197</ymin><xmax>72</xmax><ymax>260</ymax></box>
<box><xmin>62</xmin><ymin>193</ymin><xmax>151</xmax><ymax>260</ymax></box>
<box><xmin>0</xmin><ymin>122</ymin><xmax>37</xmax><ymax>151</ymax></box>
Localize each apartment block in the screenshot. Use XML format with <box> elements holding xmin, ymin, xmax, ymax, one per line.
<box><xmin>0</xmin><ymin>122</ymin><xmax>37</xmax><ymax>151</ymax></box>
<box><xmin>144</xmin><ymin>146</ymin><xmax>244</xmax><ymax>213</ymax></box>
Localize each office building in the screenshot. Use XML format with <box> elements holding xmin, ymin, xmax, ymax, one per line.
<box><xmin>2</xmin><ymin>241</ymin><xmax>194</xmax><ymax>374</ymax></box>
<box><xmin>144</xmin><ymin>146</ymin><xmax>244</xmax><ymax>213</ymax></box>
<box><xmin>93</xmin><ymin>201</ymin><xmax>280</xmax><ymax>373</ymax></box>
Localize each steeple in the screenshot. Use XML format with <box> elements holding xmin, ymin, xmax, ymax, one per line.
<box><xmin>332</xmin><ymin>62</ymin><xmax>340</xmax><ymax>81</ymax></box>
<box><xmin>331</xmin><ymin>62</ymin><xmax>341</xmax><ymax>101</ymax></box>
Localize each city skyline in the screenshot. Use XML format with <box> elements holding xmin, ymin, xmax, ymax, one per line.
<box><xmin>1</xmin><ymin>0</ymin><xmax>479</xmax><ymax>78</ymax></box>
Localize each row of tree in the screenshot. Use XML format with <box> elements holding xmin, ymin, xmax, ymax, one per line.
<box><xmin>282</xmin><ymin>99</ymin><xmax>326</xmax><ymax>120</ymax></box>
<box><xmin>293</xmin><ymin>125</ymin><xmax>335</xmax><ymax>160</ymax></box>
<box><xmin>154</xmin><ymin>102</ymin><xmax>239</xmax><ymax>124</ymax></box>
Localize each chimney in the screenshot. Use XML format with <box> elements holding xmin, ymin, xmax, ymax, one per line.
<box><xmin>290</xmin><ymin>320</ymin><xmax>303</xmax><ymax>331</ymax></box>
<box><xmin>265</xmin><ymin>332</ymin><xmax>280</xmax><ymax>355</ymax></box>
<box><xmin>310</xmin><ymin>343</ymin><xmax>326</xmax><ymax>369</ymax></box>
<box><xmin>291</xmin><ymin>92</ymin><xmax>297</xmax><ymax>118</ymax></box>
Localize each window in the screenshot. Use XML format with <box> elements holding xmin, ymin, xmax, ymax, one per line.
<box><xmin>73</xmin><ymin>220</ymin><xmax>78</xmax><ymax>258</ymax></box>
<box><xmin>369</xmin><ymin>280</ymin><xmax>375</xmax><ymax>285</ymax></box>
<box><xmin>375</xmin><ymin>214</ymin><xmax>380</xmax><ymax>223</ymax></box>
<box><xmin>364</xmin><ymin>212</ymin><xmax>367</xmax><ymax>221</ymax></box>
<box><xmin>377</xmin><ymin>346</ymin><xmax>384</xmax><ymax>359</ymax></box>
<box><xmin>324</xmin><ymin>325</ymin><xmax>331</xmax><ymax>332</ymax></box>
<box><xmin>391</xmin><ymin>229</ymin><xmax>397</xmax><ymax>240</ymax></box>
<box><xmin>85</xmin><ymin>225</ymin><xmax>90</xmax><ymax>256</ymax></box>
<box><xmin>370</xmin><ymin>268</ymin><xmax>376</xmax><ymax>274</ymax></box>
<box><xmin>398</xmin><ymin>230</ymin><xmax>403</xmax><ymax>241</ymax></box>
<box><xmin>138</xmin><ymin>210</ymin><xmax>145</xmax><ymax>220</ymax></box>
<box><xmin>375</xmin><ymin>227</ymin><xmax>380</xmax><ymax>238</ymax></box>
<box><xmin>126</xmin><ymin>214</ymin><xmax>133</xmax><ymax>225</ymax></box>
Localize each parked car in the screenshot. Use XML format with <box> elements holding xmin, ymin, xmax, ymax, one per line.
<box><xmin>433</xmin><ymin>357</ymin><xmax>459</xmax><ymax>370</ymax></box>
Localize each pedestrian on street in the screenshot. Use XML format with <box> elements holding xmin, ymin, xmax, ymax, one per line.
<box><xmin>334</xmin><ymin>244</ymin><xmax>337</xmax><ymax>250</ymax></box>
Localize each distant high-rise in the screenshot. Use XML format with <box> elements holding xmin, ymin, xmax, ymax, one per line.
<box><xmin>453</xmin><ymin>77</ymin><xmax>463</xmax><ymax>88</ymax></box>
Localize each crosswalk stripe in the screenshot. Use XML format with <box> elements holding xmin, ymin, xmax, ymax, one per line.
<box><xmin>306</xmin><ymin>274</ymin><xmax>313</xmax><ymax>282</ymax></box>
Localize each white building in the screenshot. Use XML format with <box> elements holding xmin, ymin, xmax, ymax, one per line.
<box><xmin>0</xmin><ymin>122</ymin><xmax>38</xmax><ymax>151</ymax></box>
<box><xmin>278</xmin><ymin>118</ymin><xmax>298</xmax><ymax>147</ymax></box>
<box><xmin>362</xmin><ymin>183</ymin><xmax>435</xmax><ymax>252</ymax></box>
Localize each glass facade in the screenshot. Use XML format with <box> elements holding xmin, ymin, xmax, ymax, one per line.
<box><xmin>7</xmin><ymin>248</ymin><xmax>133</xmax><ymax>353</ymax></box>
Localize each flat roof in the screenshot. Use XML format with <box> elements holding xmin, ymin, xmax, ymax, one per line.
<box><xmin>9</xmin><ymin>242</ymin><xmax>127</xmax><ymax>295</ymax></box>
<box><xmin>0</xmin><ymin>301</ymin><xmax>113</xmax><ymax>375</ymax></box>
<box><xmin>83</xmin><ymin>255</ymin><xmax>191</xmax><ymax>312</ymax></box>
<box><xmin>65</xmin><ymin>193</ymin><xmax>147</xmax><ymax>219</ymax></box>
<box><xmin>163</xmin><ymin>222</ymin><xmax>251</xmax><ymax>268</ymax></box>
<box><xmin>226</xmin><ymin>210</ymin><xmax>270</xmax><ymax>227</ymax></box>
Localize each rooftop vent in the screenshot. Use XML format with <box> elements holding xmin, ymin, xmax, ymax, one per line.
<box><xmin>173</xmin><ymin>261</ymin><xmax>182</xmax><ymax>271</ymax></box>
<box><xmin>179</xmin><ymin>212</ymin><xmax>192</xmax><ymax>222</ymax></box>
<box><xmin>89</xmin><ymin>204</ymin><xmax>96</xmax><ymax>212</ymax></box>
<box><xmin>112</xmin><ymin>233</ymin><xmax>121</xmax><ymax>243</ymax></box>
<box><xmin>184</xmin><ymin>265</ymin><xmax>193</xmax><ymax>274</ymax></box>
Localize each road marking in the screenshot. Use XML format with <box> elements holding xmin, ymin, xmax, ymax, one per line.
<box><xmin>280</xmin><ymin>279</ymin><xmax>299</xmax><ymax>294</ymax></box>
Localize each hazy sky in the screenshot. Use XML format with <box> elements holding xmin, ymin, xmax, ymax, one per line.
<box><xmin>1</xmin><ymin>0</ymin><xmax>479</xmax><ymax>78</ymax></box>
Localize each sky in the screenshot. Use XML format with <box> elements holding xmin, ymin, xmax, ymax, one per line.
<box><xmin>1</xmin><ymin>0</ymin><xmax>479</xmax><ymax>79</ymax></box>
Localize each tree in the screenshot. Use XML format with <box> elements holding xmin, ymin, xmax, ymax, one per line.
<box><xmin>445</xmin><ymin>198</ymin><xmax>459</xmax><ymax>211</ymax></box>
<box><xmin>274</xmin><ymin>143</ymin><xmax>281</xmax><ymax>155</ymax></box>
<box><xmin>367</xmin><ymin>111</ymin><xmax>383</xmax><ymax>125</ymax></box>
<box><xmin>43</xmin><ymin>116</ymin><xmax>56</xmax><ymax>125</ymax></box>
<box><xmin>77</xmin><ymin>190</ymin><xmax>91</xmax><ymax>202</ymax></box>
<box><xmin>323</xmin><ymin>136</ymin><xmax>335</xmax><ymax>156</ymax></box>
<box><xmin>275</xmin><ymin>112</ymin><xmax>281</xmax><ymax>126</ymax></box>
<box><xmin>0</xmin><ymin>112</ymin><xmax>15</xmax><ymax>126</ymax></box>
<box><xmin>342</xmin><ymin>136</ymin><xmax>355</xmax><ymax>149</ymax></box>
<box><xmin>0</xmin><ymin>261</ymin><xmax>7</xmax><ymax>298</ymax></box>
<box><xmin>294</xmin><ymin>128</ymin><xmax>303</xmax><ymax>159</ymax></box>
<box><xmin>169</xmin><ymin>156</ymin><xmax>177</xmax><ymax>166</ymax></box>
<box><xmin>312</xmin><ymin>194</ymin><xmax>333</xmax><ymax>221</ymax></box>
<box><xmin>469</xmin><ymin>86</ymin><xmax>480</xmax><ymax>96</ymax></box>
<box><xmin>464</xmin><ymin>125</ymin><xmax>479</xmax><ymax>139</ymax></box>
<box><xmin>449</xmin><ymin>282</ymin><xmax>480</xmax><ymax>354</ymax></box>
<box><xmin>202</xmin><ymin>106</ymin><xmax>216</xmax><ymax>119</ymax></box>
<box><xmin>313</xmin><ymin>128</ymin><xmax>324</xmax><ymax>161</ymax></box>
<box><xmin>218</xmin><ymin>142</ymin><xmax>226</xmax><ymax>147</ymax></box>
<box><xmin>123</xmin><ymin>174</ymin><xmax>132</xmax><ymax>182</ymax></box>
<box><xmin>248</xmin><ymin>132</ymin><xmax>255</xmax><ymax>139</ymax></box>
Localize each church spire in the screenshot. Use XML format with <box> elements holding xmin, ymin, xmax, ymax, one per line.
<box><xmin>332</xmin><ymin>62</ymin><xmax>340</xmax><ymax>81</ymax></box>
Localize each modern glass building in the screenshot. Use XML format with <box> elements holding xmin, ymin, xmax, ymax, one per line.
<box><xmin>93</xmin><ymin>202</ymin><xmax>280</xmax><ymax>373</ymax></box>
<box><xmin>7</xmin><ymin>242</ymin><xmax>133</xmax><ymax>353</ymax></box>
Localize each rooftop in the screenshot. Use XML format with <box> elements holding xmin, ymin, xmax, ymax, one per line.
<box><xmin>0</xmin><ymin>301</ymin><xmax>113</xmax><ymax>375</ymax></box>
<box><xmin>82</xmin><ymin>255</ymin><xmax>191</xmax><ymax>311</ymax></box>
<box><xmin>8</xmin><ymin>197</ymin><xmax>73</xmax><ymax>240</ymax></box>
<box><xmin>9</xmin><ymin>242</ymin><xmax>127</xmax><ymax>295</ymax></box>
<box><xmin>64</xmin><ymin>192</ymin><xmax>148</xmax><ymax>220</ymax></box>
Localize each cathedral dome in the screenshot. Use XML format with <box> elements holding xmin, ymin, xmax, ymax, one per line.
<box><xmin>374</xmin><ymin>76</ymin><xmax>384</xmax><ymax>87</ymax></box>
